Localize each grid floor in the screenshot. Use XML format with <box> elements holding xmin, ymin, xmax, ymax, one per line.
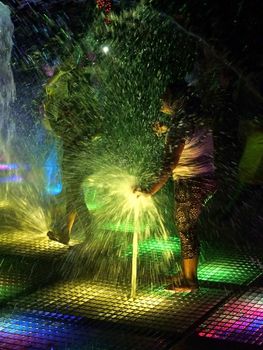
<box><xmin>7</xmin><ymin>279</ymin><xmax>228</xmax><ymax>335</ymax></box>
<box><xmin>197</xmin><ymin>287</ymin><xmax>263</xmax><ymax>347</ymax></box>
<box><xmin>0</xmin><ymin>309</ymin><xmax>170</xmax><ymax>350</ymax></box>
<box><xmin>0</xmin><ymin>230</ymin><xmax>77</xmax><ymax>257</ymax></box>
<box><xmin>198</xmin><ymin>252</ymin><xmax>262</xmax><ymax>286</ymax></box>
<box><xmin>0</xmin><ymin>231</ymin><xmax>262</xmax><ymax>286</ymax></box>
<box><xmin>0</xmin><ymin>230</ymin><xmax>262</xmax><ymax>349</ymax></box>
<box><xmin>0</xmin><ymin>278</ymin><xmax>229</xmax><ymax>349</ymax></box>
<box><xmin>0</xmin><ymin>256</ymin><xmax>57</xmax><ymax>304</ymax></box>
<box><xmin>0</xmin><ymin>270</ymin><xmax>27</xmax><ymax>303</ymax></box>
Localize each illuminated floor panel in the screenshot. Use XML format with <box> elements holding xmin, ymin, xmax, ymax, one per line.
<box><xmin>0</xmin><ymin>231</ymin><xmax>78</xmax><ymax>257</ymax></box>
<box><xmin>125</xmin><ymin>237</ymin><xmax>181</xmax><ymax>257</ymax></box>
<box><xmin>197</xmin><ymin>287</ymin><xmax>263</xmax><ymax>346</ymax></box>
<box><xmin>0</xmin><ymin>259</ymin><xmax>34</xmax><ymax>304</ymax></box>
<box><xmin>0</xmin><ymin>271</ymin><xmax>26</xmax><ymax>303</ymax></box>
<box><xmin>0</xmin><ymin>309</ymin><xmax>178</xmax><ymax>350</ymax></box>
<box><xmin>198</xmin><ymin>252</ymin><xmax>262</xmax><ymax>285</ymax></box>
<box><xmin>0</xmin><ymin>256</ymin><xmax>61</xmax><ymax>305</ymax></box>
<box><xmin>0</xmin><ymin>231</ymin><xmax>261</xmax><ymax>287</ymax></box>
<box><xmin>8</xmin><ymin>279</ymin><xmax>228</xmax><ymax>335</ymax></box>
<box><xmin>0</xmin><ymin>311</ymin><xmax>88</xmax><ymax>350</ymax></box>
<box><xmin>0</xmin><ymin>229</ymin><xmax>262</xmax><ymax>349</ymax></box>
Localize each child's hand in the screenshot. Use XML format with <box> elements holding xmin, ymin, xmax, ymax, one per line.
<box><xmin>133</xmin><ymin>187</ymin><xmax>142</xmax><ymax>197</ymax></box>
<box><xmin>133</xmin><ymin>187</ymin><xmax>151</xmax><ymax>198</ymax></box>
<box><xmin>141</xmin><ymin>191</ymin><xmax>152</xmax><ymax>198</ymax></box>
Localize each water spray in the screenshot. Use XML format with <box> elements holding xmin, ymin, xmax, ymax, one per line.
<box><xmin>83</xmin><ymin>165</ymin><xmax>171</xmax><ymax>299</ymax></box>
<box><xmin>0</xmin><ymin>2</ymin><xmax>16</xmax><ymax>196</ymax></box>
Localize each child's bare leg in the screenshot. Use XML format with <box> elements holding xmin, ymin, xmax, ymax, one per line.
<box><xmin>48</xmin><ymin>209</ymin><xmax>76</xmax><ymax>245</ymax></box>
<box><xmin>180</xmin><ymin>231</ymin><xmax>200</xmax><ymax>281</ymax></box>
<box><xmin>47</xmin><ymin>196</ymin><xmax>71</xmax><ymax>245</ymax></box>
<box><xmin>182</xmin><ymin>256</ymin><xmax>199</xmax><ymax>283</ymax></box>
<box><xmin>67</xmin><ymin>210</ymin><xmax>77</xmax><ymax>234</ymax></box>
<box><xmin>168</xmin><ymin>232</ymin><xmax>199</xmax><ymax>291</ymax></box>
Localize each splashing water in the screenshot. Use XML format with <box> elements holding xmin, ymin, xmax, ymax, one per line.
<box><xmin>0</xmin><ymin>2</ymin><xmax>15</xmax><ymax>166</ymax></box>
<box><xmin>26</xmin><ymin>3</ymin><xmax>205</xmax><ymax>299</ymax></box>
<box><xmin>56</xmin><ymin>5</ymin><xmax>197</xmax><ymax>294</ymax></box>
<box><xmin>0</xmin><ymin>2</ymin><xmax>50</xmax><ymax>234</ymax></box>
<box><xmin>83</xmin><ymin>165</ymin><xmax>170</xmax><ymax>298</ymax></box>
<box><xmin>0</xmin><ymin>2</ymin><xmax>16</xmax><ymax>204</ymax></box>
<box><xmin>0</xmin><ymin>2</ymin><xmax>15</xmax><ymax>114</ymax></box>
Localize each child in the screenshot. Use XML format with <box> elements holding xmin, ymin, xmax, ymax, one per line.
<box><xmin>136</xmin><ymin>81</ymin><xmax>217</xmax><ymax>291</ymax></box>
<box><xmin>42</xmin><ymin>62</ymin><xmax>92</xmax><ymax>245</ymax></box>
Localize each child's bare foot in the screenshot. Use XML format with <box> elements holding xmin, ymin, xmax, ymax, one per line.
<box><xmin>165</xmin><ymin>273</ymin><xmax>199</xmax><ymax>292</ymax></box>
<box><xmin>47</xmin><ymin>228</ymin><xmax>70</xmax><ymax>245</ymax></box>
<box><xmin>166</xmin><ymin>283</ymin><xmax>199</xmax><ymax>293</ymax></box>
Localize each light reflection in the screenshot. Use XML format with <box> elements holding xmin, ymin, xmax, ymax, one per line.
<box><xmin>0</xmin><ymin>163</ymin><xmax>18</xmax><ymax>170</ymax></box>
<box><xmin>0</xmin><ymin>175</ymin><xmax>23</xmax><ymax>183</ymax></box>
<box><xmin>198</xmin><ymin>290</ymin><xmax>263</xmax><ymax>346</ymax></box>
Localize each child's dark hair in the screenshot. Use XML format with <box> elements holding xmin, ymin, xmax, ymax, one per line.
<box><xmin>161</xmin><ymin>80</ymin><xmax>188</xmax><ymax>105</ymax></box>
<box><xmin>162</xmin><ymin>80</ymin><xmax>202</xmax><ymax>116</ymax></box>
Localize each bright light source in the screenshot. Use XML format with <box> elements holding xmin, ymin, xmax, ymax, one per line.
<box><xmin>102</xmin><ymin>46</ymin><xmax>109</xmax><ymax>54</ymax></box>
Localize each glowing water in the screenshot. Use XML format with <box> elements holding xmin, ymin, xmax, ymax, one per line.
<box><xmin>131</xmin><ymin>208</ymin><xmax>139</xmax><ymax>299</ymax></box>
<box><xmin>0</xmin><ymin>2</ymin><xmax>49</xmax><ymax>234</ymax></box>
<box><xmin>40</xmin><ymin>4</ymin><xmax>202</xmax><ymax>296</ymax></box>
<box><xmin>59</xmin><ymin>5</ymin><xmax>195</xmax><ymax>293</ymax></box>
<box><xmin>0</xmin><ymin>2</ymin><xmax>16</xmax><ymax>202</ymax></box>
<box><xmin>44</xmin><ymin>140</ymin><xmax>63</xmax><ymax>196</ymax></box>
<box><xmin>0</xmin><ymin>2</ymin><xmax>15</xmax><ymax>114</ymax></box>
<box><xmin>0</xmin><ymin>2</ymin><xmax>15</xmax><ymax>169</ymax></box>
<box><xmin>81</xmin><ymin>165</ymin><xmax>172</xmax><ymax>297</ymax></box>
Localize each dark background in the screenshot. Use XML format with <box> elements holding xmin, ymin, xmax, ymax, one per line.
<box><xmin>2</xmin><ymin>0</ymin><xmax>262</xmax><ymax>83</ymax></box>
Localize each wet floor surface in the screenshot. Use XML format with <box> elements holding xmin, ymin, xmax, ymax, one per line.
<box><xmin>0</xmin><ymin>228</ymin><xmax>262</xmax><ymax>350</ymax></box>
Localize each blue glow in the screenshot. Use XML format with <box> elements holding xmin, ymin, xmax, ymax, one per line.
<box><xmin>0</xmin><ymin>175</ymin><xmax>23</xmax><ymax>183</ymax></box>
<box><xmin>246</xmin><ymin>317</ymin><xmax>263</xmax><ymax>331</ymax></box>
<box><xmin>44</xmin><ymin>143</ymin><xmax>63</xmax><ymax>195</ymax></box>
<box><xmin>0</xmin><ymin>311</ymin><xmax>86</xmax><ymax>347</ymax></box>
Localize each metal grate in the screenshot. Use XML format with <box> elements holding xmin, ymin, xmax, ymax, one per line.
<box><xmin>0</xmin><ymin>229</ymin><xmax>262</xmax><ymax>349</ymax></box>
<box><xmin>0</xmin><ymin>278</ymin><xmax>229</xmax><ymax>349</ymax></box>
<box><xmin>197</xmin><ymin>287</ymin><xmax>263</xmax><ymax>346</ymax></box>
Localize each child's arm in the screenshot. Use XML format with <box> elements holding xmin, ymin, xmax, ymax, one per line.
<box><xmin>147</xmin><ymin>141</ymin><xmax>185</xmax><ymax>195</ymax></box>
<box><xmin>135</xmin><ymin>118</ymin><xmax>187</xmax><ymax>197</ymax></box>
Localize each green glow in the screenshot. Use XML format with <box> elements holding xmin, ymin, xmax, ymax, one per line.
<box><xmin>82</xmin><ymin>172</ymin><xmax>167</xmax><ymax>237</ymax></box>
<box><xmin>102</xmin><ymin>221</ymin><xmax>150</xmax><ymax>233</ymax></box>
<box><xmin>80</xmin><ymin>169</ymin><xmax>173</xmax><ymax>297</ymax></box>
<box><xmin>239</xmin><ymin>130</ymin><xmax>263</xmax><ymax>183</ymax></box>
<box><xmin>198</xmin><ymin>260</ymin><xmax>259</xmax><ymax>285</ymax></box>
<box><xmin>0</xmin><ymin>285</ymin><xmax>24</xmax><ymax>301</ymax></box>
<box><xmin>43</xmin><ymin>5</ymin><xmax>198</xmax><ymax>294</ymax></box>
<box><xmin>125</xmin><ymin>237</ymin><xmax>180</xmax><ymax>256</ymax></box>
<box><xmin>84</xmin><ymin>188</ymin><xmax>103</xmax><ymax>211</ymax></box>
<box><xmin>84</xmin><ymin>187</ymin><xmax>150</xmax><ymax>232</ymax></box>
